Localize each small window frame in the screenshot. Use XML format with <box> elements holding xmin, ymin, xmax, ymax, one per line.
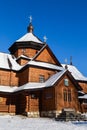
<box><xmin>64</xmin><ymin>79</ymin><xmax>69</xmax><ymax>86</ymax></box>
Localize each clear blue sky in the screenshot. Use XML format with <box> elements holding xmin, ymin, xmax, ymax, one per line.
<box><xmin>0</xmin><ymin>0</ymin><xmax>87</xmax><ymax>76</ymax></box>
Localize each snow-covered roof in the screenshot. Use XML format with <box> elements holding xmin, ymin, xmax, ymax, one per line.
<box><xmin>45</xmin><ymin>70</ymin><xmax>66</xmax><ymax>87</ymax></box>
<box><xmin>15</xmin><ymin>70</ymin><xmax>66</xmax><ymax>92</ymax></box>
<box><xmin>62</xmin><ymin>64</ymin><xmax>87</xmax><ymax>81</ymax></box>
<box><xmin>0</xmin><ymin>52</ymin><xmax>22</xmax><ymax>71</ymax></box>
<box><xmin>27</xmin><ymin>61</ymin><xmax>64</xmax><ymax>71</ymax></box>
<box><xmin>0</xmin><ymin>70</ymin><xmax>66</xmax><ymax>93</ymax></box>
<box><xmin>16</xmin><ymin>54</ymin><xmax>32</xmax><ymax>60</ymax></box>
<box><xmin>0</xmin><ymin>85</ymin><xmax>17</xmax><ymax>93</ymax></box>
<box><xmin>16</xmin><ymin>69</ymin><xmax>81</xmax><ymax>92</ymax></box>
<box><xmin>16</xmin><ymin>32</ymin><xmax>42</xmax><ymax>44</ymax></box>
<box><xmin>0</xmin><ymin>52</ymin><xmax>63</xmax><ymax>71</ymax></box>
<box><xmin>78</xmin><ymin>91</ymin><xmax>85</xmax><ymax>95</ymax></box>
<box><xmin>78</xmin><ymin>94</ymin><xmax>87</xmax><ymax>99</ymax></box>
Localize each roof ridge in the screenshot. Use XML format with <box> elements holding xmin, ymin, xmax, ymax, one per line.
<box><xmin>62</xmin><ymin>64</ymin><xmax>87</xmax><ymax>81</ymax></box>
<box><xmin>27</xmin><ymin>60</ymin><xmax>64</xmax><ymax>71</ymax></box>
<box><xmin>45</xmin><ymin>70</ymin><xmax>67</xmax><ymax>86</ymax></box>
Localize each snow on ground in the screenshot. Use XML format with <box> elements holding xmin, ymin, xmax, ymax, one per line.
<box><xmin>0</xmin><ymin>115</ymin><xmax>87</xmax><ymax>130</ymax></box>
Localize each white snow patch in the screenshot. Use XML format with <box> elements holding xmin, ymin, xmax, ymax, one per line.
<box><xmin>28</xmin><ymin>60</ymin><xmax>64</xmax><ymax>71</ymax></box>
<box><xmin>62</xmin><ymin>64</ymin><xmax>87</xmax><ymax>81</ymax></box>
<box><xmin>0</xmin><ymin>52</ymin><xmax>22</xmax><ymax>71</ymax></box>
<box><xmin>0</xmin><ymin>85</ymin><xmax>17</xmax><ymax>93</ymax></box>
<box><xmin>79</xmin><ymin>94</ymin><xmax>87</xmax><ymax>99</ymax></box>
<box><xmin>0</xmin><ymin>115</ymin><xmax>87</xmax><ymax>130</ymax></box>
<box><xmin>16</xmin><ymin>32</ymin><xmax>42</xmax><ymax>43</ymax></box>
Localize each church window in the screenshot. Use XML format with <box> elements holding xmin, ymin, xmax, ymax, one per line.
<box><xmin>63</xmin><ymin>89</ymin><xmax>72</xmax><ymax>102</ymax></box>
<box><xmin>63</xmin><ymin>89</ymin><xmax>67</xmax><ymax>101</ymax></box>
<box><xmin>68</xmin><ymin>89</ymin><xmax>72</xmax><ymax>102</ymax></box>
<box><xmin>39</xmin><ymin>75</ymin><xmax>45</xmax><ymax>83</ymax></box>
<box><xmin>64</xmin><ymin>79</ymin><xmax>69</xmax><ymax>86</ymax></box>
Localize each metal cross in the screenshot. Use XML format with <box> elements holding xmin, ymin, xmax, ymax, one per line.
<box><xmin>43</xmin><ymin>36</ymin><xmax>47</xmax><ymax>42</ymax></box>
<box><xmin>29</xmin><ymin>16</ymin><xmax>32</xmax><ymax>23</ymax></box>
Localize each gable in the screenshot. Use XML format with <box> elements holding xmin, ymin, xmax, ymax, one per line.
<box><xmin>54</xmin><ymin>71</ymin><xmax>82</xmax><ymax>91</ymax></box>
<box><xmin>34</xmin><ymin>45</ymin><xmax>61</xmax><ymax>66</ymax></box>
<box><xmin>54</xmin><ymin>72</ymin><xmax>81</xmax><ymax>112</ymax></box>
<box><xmin>58</xmin><ymin>75</ymin><xmax>77</xmax><ymax>90</ymax></box>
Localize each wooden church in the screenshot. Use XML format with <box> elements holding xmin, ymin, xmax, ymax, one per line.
<box><xmin>0</xmin><ymin>20</ymin><xmax>87</xmax><ymax>117</ymax></box>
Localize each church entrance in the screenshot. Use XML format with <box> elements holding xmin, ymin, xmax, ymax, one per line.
<box><xmin>16</xmin><ymin>94</ymin><xmax>26</xmax><ymax>115</ymax></box>
<box><xmin>15</xmin><ymin>91</ymin><xmax>42</xmax><ymax>117</ymax></box>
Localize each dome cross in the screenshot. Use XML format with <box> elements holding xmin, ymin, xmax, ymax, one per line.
<box><xmin>29</xmin><ymin>16</ymin><xmax>32</xmax><ymax>23</ymax></box>
<box><xmin>43</xmin><ymin>36</ymin><xmax>47</xmax><ymax>42</ymax></box>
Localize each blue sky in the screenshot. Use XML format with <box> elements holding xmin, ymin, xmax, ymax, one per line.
<box><xmin>0</xmin><ymin>0</ymin><xmax>87</xmax><ymax>76</ymax></box>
